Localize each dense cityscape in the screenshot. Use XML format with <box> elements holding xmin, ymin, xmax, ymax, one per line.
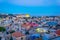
<box><xmin>0</xmin><ymin>14</ymin><xmax>60</xmax><ymax>40</ymax></box>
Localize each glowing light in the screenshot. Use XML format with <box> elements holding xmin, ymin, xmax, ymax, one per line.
<box><xmin>26</xmin><ymin>14</ymin><xmax>30</xmax><ymax>17</ymax></box>
<box><xmin>36</xmin><ymin>28</ymin><xmax>47</xmax><ymax>33</ymax></box>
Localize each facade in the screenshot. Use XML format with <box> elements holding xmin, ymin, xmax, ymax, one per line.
<box><xmin>12</xmin><ymin>32</ymin><xmax>26</xmax><ymax>40</ymax></box>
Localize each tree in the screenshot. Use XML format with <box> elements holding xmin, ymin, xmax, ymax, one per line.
<box><xmin>0</xmin><ymin>27</ymin><xmax>6</xmax><ymax>32</ymax></box>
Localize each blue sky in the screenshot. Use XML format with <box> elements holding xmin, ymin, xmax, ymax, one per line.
<box><xmin>0</xmin><ymin>0</ymin><xmax>60</xmax><ymax>16</ymax></box>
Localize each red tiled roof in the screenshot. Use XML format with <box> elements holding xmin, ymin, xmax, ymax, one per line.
<box><xmin>22</xmin><ymin>23</ymin><xmax>31</xmax><ymax>30</ymax></box>
<box><xmin>12</xmin><ymin>32</ymin><xmax>25</xmax><ymax>38</ymax></box>
<box><xmin>22</xmin><ymin>22</ymin><xmax>39</xmax><ymax>30</ymax></box>
<box><xmin>56</xmin><ymin>29</ymin><xmax>60</xmax><ymax>36</ymax></box>
<box><xmin>31</xmin><ymin>23</ymin><xmax>38</xmax><ymax>27</ymax></box>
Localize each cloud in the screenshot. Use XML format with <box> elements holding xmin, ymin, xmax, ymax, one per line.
<box><xmin>57</xmin><ymin>0</ymin><xmax>60</xmax><ymax>5</ymax></box>
<box><xmin>6</xmin><ymin>0</ymin><xmax>55</xmax><ymax>6</ymax></box>
<box><xmin>0</xmin><ymin>0</ymin><xmax>3</xmax><ymax>3</ymax></box>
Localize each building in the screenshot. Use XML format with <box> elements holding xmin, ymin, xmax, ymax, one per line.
<box><xmin>16</xmin><ymin>14</ymin><xmax>30</xmax><ymax>18</ymax></box>
<box><xmin>12</xmin><ymin>32</ymin><xmax>26</xmax><ymax>40</ymax></box>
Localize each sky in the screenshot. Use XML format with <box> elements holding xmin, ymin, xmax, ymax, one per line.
<box><xmin>0</xmin><ymin>0</ymin><xmax>60</xmax><ymax>16</ymax></box>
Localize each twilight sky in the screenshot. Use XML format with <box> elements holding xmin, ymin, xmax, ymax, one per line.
<box><xmin>0</xmin><ymin>0</ymin><xmax>60</xmax><ymax>16</ymax></box>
